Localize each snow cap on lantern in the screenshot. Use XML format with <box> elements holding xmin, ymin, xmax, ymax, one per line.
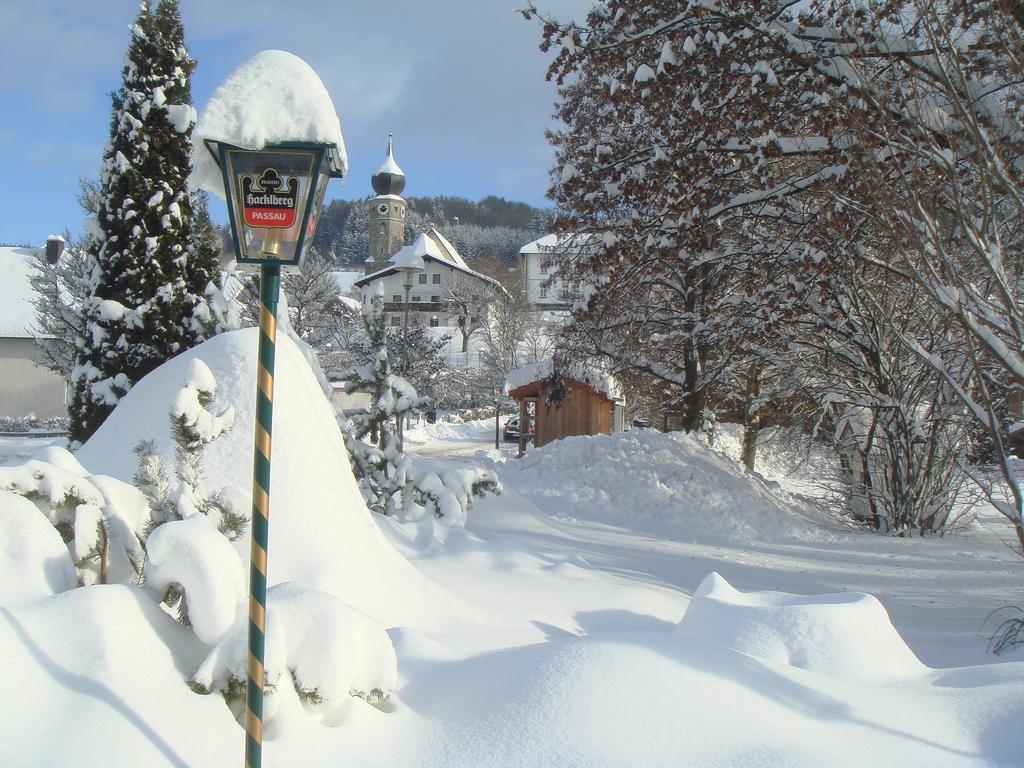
<box><xmin>191</xmin><ymin>50</ymin><xmax>347</xmax><ymax>272</ymax></box>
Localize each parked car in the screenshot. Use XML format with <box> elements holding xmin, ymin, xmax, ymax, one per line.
<box><xmin>503</xmin><ymin>416</ymin><xmax>534</xmax><ymax>443</ymax></box>
<box><xmin>631</xmin><ymin>417</ymin><xmax>653</xmax><ymax>429</ymax></box>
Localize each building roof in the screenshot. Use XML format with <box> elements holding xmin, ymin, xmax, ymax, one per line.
<box><xmin>519</xmin><ymin>232</ymin><xmax>599</xmax><ymax>255</ymax></box>
<box><xmin>353</xmin><ymin>227</ymin><xmax>501</xmax><ymax>292</ymax></box>
<box><xmin>505</xmin><ymin>358</ymin><xmax>623</xmax><ymax>402</ymax></box>
<box><xmin>0</xmin><ymin>246</ymin><xmax>41</xmax><ymax>339</ymax></box>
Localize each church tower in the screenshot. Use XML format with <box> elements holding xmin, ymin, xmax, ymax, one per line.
<box><xmin>366</xmin><ymin>134</ymin><xmax>407</xmax><ymax>273</ymax></box>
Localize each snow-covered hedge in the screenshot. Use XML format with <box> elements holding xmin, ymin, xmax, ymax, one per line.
<box><xmin>0</xmin><ymin>415</ymin><xmax>69</xmax><ymax>434</ymax></box>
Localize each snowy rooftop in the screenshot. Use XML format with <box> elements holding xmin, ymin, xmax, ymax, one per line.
<box><xmin>506</xmin><ymin>358</ymin><xmax>623</xmax><ymax>401</ymax></box>
<box><xmin>191</xmin><ymin>50</ymin><xmax>348</xmax><ymax>198</ymax></box>
<box><xmin>0</xmin><ymin>246</ymin><xmax>40</xmax><ymax>338</ymax></box>
<box><xmin>355</xmin><ymin>227</ymin><xmax>498</xmax><ymax>290</ymax></box>
<box><xmin>389</xmin><ymin>233</ymin><xmax>434</xmax><ymax>271</ymax></box>
<box><xmin>519</xmin><ymin>232</ymin><xmax>599</xmax><ymax>255</ymax></box>
<box><xmin>330</xmin><ymin>270</ymin><xmax>362</xmax><ymax>295</ymax></box>
<box><xmin>427</xmin><ymin>227</ymin><xmax>469</xmax><ymax>268</ymax></box>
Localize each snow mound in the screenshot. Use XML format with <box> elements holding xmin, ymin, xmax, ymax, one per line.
<box><xmin>76</xmin><ymin>328</ymin><xmax>453</xmax><ymax>630</ymax></box>
<box><xmin>676</xmin><ymin>573</ymin><xmax>926</xmax><ymax>682</ymax></box>
<box><xmin>405</xmin><ymin>418</ymin><xmax>492</xmax><ymax>445</ymax></box>
<box><xmin>0</xmin><ymin>585</ymin><xmax>238</xmax><ymax>765</ymax></box>
<box><xmin>192</xmin><ymin>50</ymin><xmax>348</xmax><ymax>197</ymax></box>
<box><xmin>496</xmin><ymin>430</ymin><xmax>832</xmax><ymax>543</ymax></box>
<box><xmin>0</xmin><ymin>491</ymin><xmax>76</xmax><ymax>604</ymax></box>
<box><xmin>399</xmin><ymin>622</ymin><xmax>1023</xmax><ymax>768</ymax></box>
<box><xmin>270</xmin><ymin>582</ymin><xmax>397</xmax><ymax>712</ymax></box>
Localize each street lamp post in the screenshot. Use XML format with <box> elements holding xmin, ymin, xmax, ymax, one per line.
<box><xmin>495</xmin><ymin>385</ymin><xmax>501</xmax><ymax>450</ymax></box>
<box><xmin>389</xmin><ymin>241</ymin><xmax>425</xmax><ymax>451</ymax></box>
<box><xmin>204</xmin><ymin>138</ymin><xmax>343</xmax><ymax>768</ymax></box>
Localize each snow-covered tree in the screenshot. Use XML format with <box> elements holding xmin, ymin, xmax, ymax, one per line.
<box><xmin>445</xmin><ymin>273</ymin><xmax>495</xmax><ymax>353</ymax></box>
<box><xmin>385</xmin><ymin>322</ymin><xmax>451</xmax><ymax>398</ymax></box>
<box><xmin>28</xmin><ymin>231</ymin><xmax>92</xmax><ymax>377</ymax></box>
<box><xmin>525</xmin><ymin>0</ymin><xmax>1020</xmax><ymax>531</ymax></box>
<box><xmin>133</xmin><ymin>358</ymin><xmax>243</xmax><ymax>538</ymax></box>
<box><xmin>236</xmin><ymin>247</ymin><xmax>350</xmax><ymax>369</ymax></box>
<box><xmin>338</xmin><ymin>292</ymin><xmax>426</xmax><ymax>515</ymax></box>
<box><xmin>816</xmin><ymin>0</ymin><xmax>1024</xmax><ymax>546</ymax></box>
<box><xmin>68</xmin><ymin>0</ymin><xmax>221</xmax><ymax>443</ymax></box>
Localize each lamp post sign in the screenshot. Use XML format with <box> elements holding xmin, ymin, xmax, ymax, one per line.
<box><xmin>242</xmin><ymin>169</ymin><xmax>298</xmax><ymax>228</ymax></box>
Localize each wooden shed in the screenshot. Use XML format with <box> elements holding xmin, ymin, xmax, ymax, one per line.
<box><xmin>506</xmin><ymin>360</ymin><xmax>623</xmax><ymax>456</ymax></box>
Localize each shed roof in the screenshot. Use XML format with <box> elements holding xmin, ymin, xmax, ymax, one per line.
<box><xmin>506</xmin><ymin>358</ymin><xmax>622</xmax><ymax>402</ymax></box>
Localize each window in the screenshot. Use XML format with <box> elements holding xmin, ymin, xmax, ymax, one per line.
<box><xmin>390</xmin><ymin>316</ymin><xmax>401</xmax><ymax>327</ymax></box>
<box><xmin>412</xmin><ymin>296</ymin><xmax>421</xmax><ymax>302</ymax></box>
<box><xmin>432</xmin><ymin>273</ymin><xmax>441</xmax><ymax>284</ymax></box>
<box><xmin>539</xmin><ymin>286</ymin><xmax>548</xmax><ymax>298</ymax></box>
<box><xmin>430</xmin><ymin>317</ymin><xmax>440</xmax><ymax>327</ymax></box>
<box><xmin>418</xmin><ymin>273</ymin><xmax>428</xmax><ymax>284</ymax></box>
<box><xmin>540</xmin><ymin>262</ymin><xmax>549</xmax><ymax>274</ymax></box>
<box><xmin>431</xmin><ymin>295</ymin><xmax>440</xmax><ymax>303</ymax></box>
<box><xmin>392</xmin><ymin>294</ymin><xmax>401</xmax><ymax>303</ymax></box>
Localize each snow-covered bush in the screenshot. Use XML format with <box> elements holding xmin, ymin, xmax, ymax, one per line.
<box><xmin>337</xmin><ymin>293</ymin><xmax>501</xmax><ymax>525</ymax></box>
<box><xmin>145</xmin><ymin>514</ymin><xmax>246</xmax><ymax>644</ymax></box>
<box><xmin>0</xmin><ymin>447</ymin><xmax>148</xmax><ymax>585</ymax></box>
<box><xmin>134</xmin><ymin>358</ymin><xmax>244</xmax><ymax>537</ymax></box>
<box><xmin>133</xmin><ymin>358</ymin><xmax>248</xmax><ymax>632</ymax></box>
<box><xmin>191</xmin><ymin>582</ymin><xmax>397</xmax><ymax>725</ymax></box>
<box><xmin>408</xmin><ymin>463</ymin><xmax>501</xmax><ymax>528</ymax></box>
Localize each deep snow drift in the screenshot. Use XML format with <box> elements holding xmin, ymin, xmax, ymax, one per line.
<box><xmin>493</xmin><ymin>428</ymin><xmax>835</xmax><ymax>543</ymax></box>
<box><xmin>2</xmin><ymin>335</ymin><xmax>1024</xmax><ymax>766</ymax></box>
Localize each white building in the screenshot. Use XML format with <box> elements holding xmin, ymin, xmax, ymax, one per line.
<box><xmin>354</xmin><ymin>229</ymin><xmax>500</xmax><ymax>329</ymax></box>
<box><xmin>0</xmin><ymin>246</ymin><xmax>68</xmax><ymax>418</ymax></box>
<box><xmin>353</xmin><ymin>138</ymin><xmax>501</xmax><ymax>329</ymax></box>
<box><xmin>518</xmin><ymin>233</ymin><xmax>595</xmax><ymax>310</ymax></box>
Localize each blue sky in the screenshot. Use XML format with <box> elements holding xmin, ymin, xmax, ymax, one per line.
<box><xmin>0</xmin><ymin>0</ymin><xmax>592</xmax><ymax>246</ymax></box>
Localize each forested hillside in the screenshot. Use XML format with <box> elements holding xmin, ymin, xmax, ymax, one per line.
<box><xmin>310</xmin><ymin>195</ymin><xmax>553</xmax><ymax>268</ymax></box>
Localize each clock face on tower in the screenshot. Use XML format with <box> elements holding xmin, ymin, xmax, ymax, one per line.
<box><xmin>377</xmin><ymin>203</ymin><xmax>389</xmax><ymax>215</ymax></box>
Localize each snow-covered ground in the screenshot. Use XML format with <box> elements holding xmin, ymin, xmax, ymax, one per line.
<box><xmin>2</xmin><ymin>336</ymin><xmax>1023</xmax><ymax>767</ymax></box>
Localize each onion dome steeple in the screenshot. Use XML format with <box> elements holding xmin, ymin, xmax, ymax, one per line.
<box><xmin>371</xmin><ymin>133</ymin><xmax>405</xmax><ymax>196</ymax></box>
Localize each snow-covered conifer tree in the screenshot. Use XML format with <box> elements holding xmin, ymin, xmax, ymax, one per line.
<box><xmin>69</xmin><ymin>0</ymin><xmax>220</xmax><ymax>443</ymax></box>
<box><xmin>339</xmin><ymin>291</ymin><xmax>427</xmax><ymax>514</ymax></box>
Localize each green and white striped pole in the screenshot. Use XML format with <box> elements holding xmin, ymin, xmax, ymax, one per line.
<box><xmin>245</xmin><ymin>263</ymin><xmax>280</xmax><ymax>768</ymax></box>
